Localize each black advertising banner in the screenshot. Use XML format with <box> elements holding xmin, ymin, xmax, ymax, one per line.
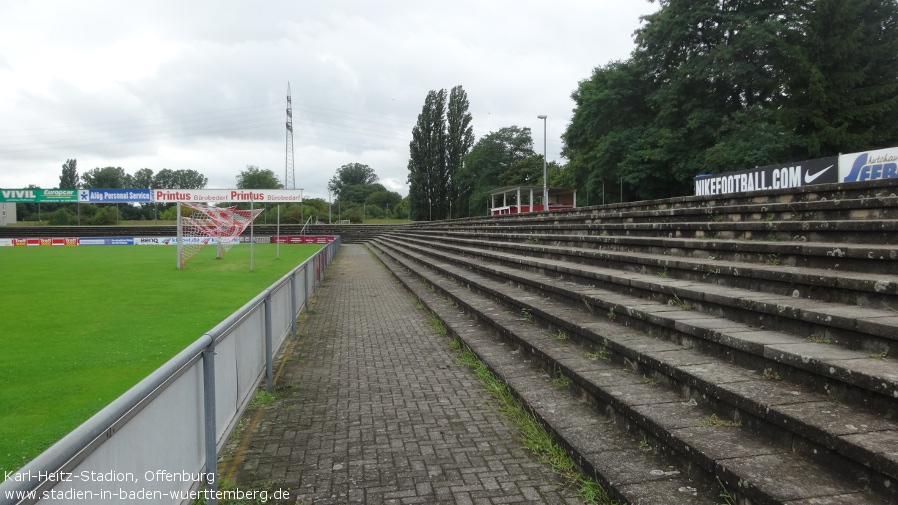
<box><xmin>694</xmin><ymin>156</ymin><xmax>838</xmax><ymax>196</ymax></box>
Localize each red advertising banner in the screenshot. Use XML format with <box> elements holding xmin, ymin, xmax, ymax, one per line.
<box><xmin>10</xmin><ymin>237</ymin><xmax>78</xmax><ymax>246</ymax></box>
<box><xmin>9</xmin><ymin>237</ymin><xmax>80</xmax><ymax>246</ymax></box>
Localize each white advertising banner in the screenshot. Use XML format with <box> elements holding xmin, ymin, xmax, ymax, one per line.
<box><xmin>839</xmin><ymin>147</ymin><xmax>898</xmax><ymax>183</ymax></box>
<box><xmin>153</xmin><ymin>189</ymin><xmax>303</xmax><ymax>203</ymax></box>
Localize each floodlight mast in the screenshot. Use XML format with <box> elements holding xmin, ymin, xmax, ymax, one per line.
<box><xmin>537</xmin><ymin>115</ymin><xmax>547</xmax><ymax>211</ymax></box>
<box><xmin>286</xmin><ymin>83</ymin><xmax>296</xmax><ymax>190</ymax></box>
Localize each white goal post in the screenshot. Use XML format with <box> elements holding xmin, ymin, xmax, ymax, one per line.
<box><xmin>176</xmin><ymin>202</ymin><xmax>263</xmax><ymax>269</ymax></box>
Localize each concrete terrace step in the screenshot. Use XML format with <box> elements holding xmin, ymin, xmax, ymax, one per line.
<box><xmin>416</xmin><ymin>229</ymin><xmax>898</xmax><ymax>275</ymax></box>
<box><xmin>384</xmin><ymin>234</ymin><xmax>898</xmax><ymax>360</ymax></box>
<box><xmin>369</xmin><ymin>244</ymin><xmax>721</xmax><ymax>505</ymax></box>
<box><xmin>370</xmin><ymin>240</ymin><xmax>895</xmax><ymax>505</ymax></box>
<box><xmin>422</xmin><ymin>219</ymin><xmax>898</xmax><ymax>245</ymax></box>
<box><xmin>375</xmin><ymin>236</ymin><xmax>898</xmax><ymax>412</ymax></box>
<box><xmin>410</xmin><ymin>229</ymin><xmax>898</xmax><ymax>275</ymax></box>
<box><xmin>372</xmin><ymin>237</ymin><xmax>898</xmax><ymax>474</ymax></box>
<box><xmin>451</xmin><ymin>196</ymin><xmax>898</xmax><ymax>227</ymax></box>
<box><xmin>391</xmin><ymin>231</ymin><xmax>898</xmax><ymax>307</ymax></box>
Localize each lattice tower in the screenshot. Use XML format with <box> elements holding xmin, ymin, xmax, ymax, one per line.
<box><xmin>285</xmin><ymin>82</ymin><xmax>295</xmax><ymax>189</ymax></box>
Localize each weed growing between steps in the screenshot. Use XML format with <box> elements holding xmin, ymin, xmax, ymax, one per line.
<box><xmin>717</xmin><ymin>476</ymin><xmax>739</xmax><ymax>505</ymax></box>
<box><xmin>447</xmin><ymin>337</ymin><xmax>618</xmax><ymax>505</ymax></box>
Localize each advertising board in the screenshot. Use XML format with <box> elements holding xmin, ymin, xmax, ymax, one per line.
<box><xmin>78</xmin><ymin>237</ymin><xmax>136</xmax><ymax>246</ymax></box>
<box><xmin>0</xmin><ymin>189</ymin><xmax>78</xmax><ymax>203</ymax></box>
<box><xmin>695</xmin><ymin>157</ymin><xmax>837</xmax><ymax>196</ymax></box>
<box><xmin>273</xmin><ymin>235</ymin><xmax>336</xmax><ymax>244</ymax></box>
<box><xmin>153</xmin><ymin>189</ymin><xmax>303</xmax><ymax>203</ymax></box>
<box><xmin>78</xmin><ymin>189</ymin><xmax>153</xmax><ymax>203</ymax></box>
<box><xmin>839</xmin><ymin>147</ymin><xmax>898</xmax><ymax>182</ymax></box>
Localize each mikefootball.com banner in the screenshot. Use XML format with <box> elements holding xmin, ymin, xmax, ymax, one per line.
<box><xmin>694</xmin><ymin>157</ymin><xmax>837</xmax><ymax>197</ymax></box>
<box><xmin>695</xmin><ymin>146</ymin><xmax>898</xmax><ymax>196</ymax></box>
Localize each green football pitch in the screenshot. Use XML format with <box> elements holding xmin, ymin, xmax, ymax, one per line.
<box><xmin>0</xmin><ymin>243</ymin><xmax>324</xmax><ymax>475</ymax></box>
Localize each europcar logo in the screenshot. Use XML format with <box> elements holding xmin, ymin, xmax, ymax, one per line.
<box><xmin>843</xmin><ymin>151</ymin><xmax>898</xmax><ymax>182</ymax></box>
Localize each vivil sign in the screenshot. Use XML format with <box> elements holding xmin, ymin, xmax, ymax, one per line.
<box><xmin>0</xmin><ymin>189</ymin><xmax>77</xmax><ymax>202</ymax></box>
<box><xmin>840</xmin><ymin>147</ymin><xmax>898</xmax><ymax>182</ymax></box>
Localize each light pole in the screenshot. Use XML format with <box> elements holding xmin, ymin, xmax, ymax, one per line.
<box><xmin>537</xmin><ymin>115</ymin><xmax>547</xmax><ymax>211</ymax></box>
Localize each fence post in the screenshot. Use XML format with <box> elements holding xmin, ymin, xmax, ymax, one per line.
<box><xmin>202</xmin><ymin>340</ymin><xmax>218</xmax><ymax>505</ymax></box>
<box><xmin>264</xmin><ymin>293</ymin><xmax>273</xmax><ymax>392</ymax></box>
<box><xmin>303</xmin><ymin>263</ymin><xmax>310</xmax><ymax>312</ymax></box>
<box><xmin>289</xmin><ymin>275</ymin><xmax>297</xmax><ymax>339</ymax></box>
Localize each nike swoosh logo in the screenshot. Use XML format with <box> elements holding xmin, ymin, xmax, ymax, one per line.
<box><xmin>804</xmin><ymin>164</ymin><xmax>834</xmax><ymax>183</ymax></box>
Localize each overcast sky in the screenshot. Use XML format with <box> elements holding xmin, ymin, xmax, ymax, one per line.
<box><xmin>0</xmin><ymin>1</ymin><xmax>657</xmax><ymax>201</ymax></box>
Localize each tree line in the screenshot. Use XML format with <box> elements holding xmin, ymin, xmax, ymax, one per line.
<box><xmin>17</xmin><ymin>1</ymin><xmax>898</xmax><ymax>223</ymax></box>
<box><xmin>18</xmin><ymin>161</ymin><xmax>405</xmax><ymax>225</ymax></box>
<box><xmin>407</xmin><ymin>0</ymin><xmax>898</xmax><ymax>216</ymax></box>
<box><xmin>562</xmin><ymin>0</ymin><xmax>898</xmax><ymax>202</ymax></box>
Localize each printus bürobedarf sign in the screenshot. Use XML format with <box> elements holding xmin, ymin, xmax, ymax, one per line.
<box><xmin>694</xmin><ymin>157</ymin><xmax>838</xmax><ymax>196</ymax></box>
<box><xmin>152</xmin><ymin>189</ymin><xmax>304</xmax><ymax>203</ymax></box>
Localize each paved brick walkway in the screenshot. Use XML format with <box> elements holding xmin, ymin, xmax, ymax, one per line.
<box><xmin>219</xmin><ymin>244</ymin><xmax>579</xmax><ymax>504</ymax></box>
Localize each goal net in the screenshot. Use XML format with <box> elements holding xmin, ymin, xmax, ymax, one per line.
<box><xmin>177</xmin><ymin>202</ymin><xmax>264</xmax><ymax>269</ymax></box>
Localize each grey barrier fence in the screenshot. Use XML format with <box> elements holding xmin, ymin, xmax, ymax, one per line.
<box><xmin>0</xmin><ymin>237</ymin><xmax>340</xmax><ymax>505</ymax></box>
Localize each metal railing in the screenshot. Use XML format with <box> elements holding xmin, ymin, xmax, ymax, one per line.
<box><xmin>298</xmin><ymin>215</ymin><xmax>313</xmax><ymax>235</ymax></box>
<box><xmin>0</xmin><ymin>237</ymin><xmax>340</xmax><ymax>505</ymax></box>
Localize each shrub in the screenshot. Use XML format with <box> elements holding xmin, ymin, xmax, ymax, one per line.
<box><xmin>89</xmin><ymin>206</ymin><xmax>119</xmax><ymax>225</ymax></box>
<box><xmin>49</xmin><ymin>208</ymin><xmax>76</xmax><ymax>225</ymax></box>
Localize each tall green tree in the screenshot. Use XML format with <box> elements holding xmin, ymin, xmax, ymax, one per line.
<box><xmin>365</xmin><ymin>189</ymin><xmax>402</xmax><ymax>213</ymax></box>
<box><xmin>133</xmin><ymin>168</ymin><xmax>154</xmax><ymax>189</ymax></box>
<box><xmin>407</xmin><ymin>85</ymin><xmax>474</xmax><ymax>220</ymax></box>
<box><xmin>236</xmin><ymin>165</ymin><xmax>282</xmax><ymax>189</ymax></box>
<box><xmin>81</xmin><ymin>167</ymin><xmax>130</xmax><ymax>188</ymax></box>
<box><xmin>59</xmin><ymin>159</ymin><xmax>79</xmax><ymax>188</ymax></box>
<box><xmin>782</xmin><ymin>0</ymin><xmax>898</xmax><ymax>156</ymax></box>
<box><xmin>632</xmin><ymin>0</ymin><xmax>802</xmax><ymax>184</ymax></box>
<box><xmin>328</xmin><ymin>163</ymin><xmax>378</xmax><ymax>202</ymax></box>
<box><xmin>455</xmin><ymin>126</ymin><xmax>535</xmax><ymax>216</ymax></box>
<box><xmin>562</xmin><ymin>59</ymin><xmax>663</xmax><ymax>202</ymax></box>
<box><xmin>408</xmin><ymin>89</ymin><xmax>447</xmax><ymax>220</ymax></box>
<box><xmin>153</xmin><ymin>169</ymin><xmax>208</xmax><ymax>189</ymax></box>
<box><xmin>563</xmin><ymin>0</ymin><xmax>898</xmax><ymax>201</ymax></box>
<box><xmin>338</xmin><ymin>183</ymin><xmax>388</xmax><ymax>205</ymax></box>
<box><xmin>446</xmin><ymin>86</ymin><xmax>474</xmax><ymax>218</ymax></box>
